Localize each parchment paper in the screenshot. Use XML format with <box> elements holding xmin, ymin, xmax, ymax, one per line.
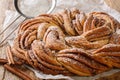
<box><xmin>2</xmin><ymin>0</ymin><xmax>120</xmax><ymax>80</ymax></box>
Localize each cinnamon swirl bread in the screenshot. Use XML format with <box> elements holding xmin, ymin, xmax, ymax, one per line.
<box><xmin>6</xmin><ymin>8</ymin><xmax>120</xmax><ymax>76</ymax></box>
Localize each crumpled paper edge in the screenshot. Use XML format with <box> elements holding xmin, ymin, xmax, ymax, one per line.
<box><xmin>26</xmin><ymin>65</ymin><xmax>120</xmax><ymax>80</ymax></box>
<box><xmin>26</xmin><ymin>65</ymin><xmax>74</xmax><ymax>80</ymax></box>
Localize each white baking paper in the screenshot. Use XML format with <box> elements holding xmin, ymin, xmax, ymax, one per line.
<box><xmin>2</xmin><ymin>0</ymin><xmax>120</xmax><ymax>80</ymax></box>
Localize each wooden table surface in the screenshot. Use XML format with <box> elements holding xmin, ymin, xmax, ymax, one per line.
<box><xmin>0</xmin><ymin>0</ymin><xmax>120</xmax><ymax>80</ymax></box>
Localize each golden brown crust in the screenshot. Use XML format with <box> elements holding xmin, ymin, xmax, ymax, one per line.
<box><xmin>6</xmin><ymin>8</ymin><xmax>120</xmax><ymax>76</ymax></box>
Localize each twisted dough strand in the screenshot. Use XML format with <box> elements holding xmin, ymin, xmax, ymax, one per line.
<box><xmin>6</xmin><ymin>8</ymin><xmax>120</xmax><ymax>76</ymax></box>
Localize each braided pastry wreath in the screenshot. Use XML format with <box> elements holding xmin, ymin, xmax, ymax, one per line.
<box><xmin>6</xmin><ymin>8</ymin><xmax>120</xmax><ymax>76</ymax></box>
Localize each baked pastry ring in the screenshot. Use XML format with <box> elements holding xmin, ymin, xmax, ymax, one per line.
<box><xmin>6</xmin><ymin>8</ymin><xmax>120</xmax><ymax>76</ymax></box>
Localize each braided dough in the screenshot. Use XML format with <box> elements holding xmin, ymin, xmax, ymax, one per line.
<box><xmin>6</xmin><ymin>8</ymin><xmax>120</xmax><ymax>76</ymax></box>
